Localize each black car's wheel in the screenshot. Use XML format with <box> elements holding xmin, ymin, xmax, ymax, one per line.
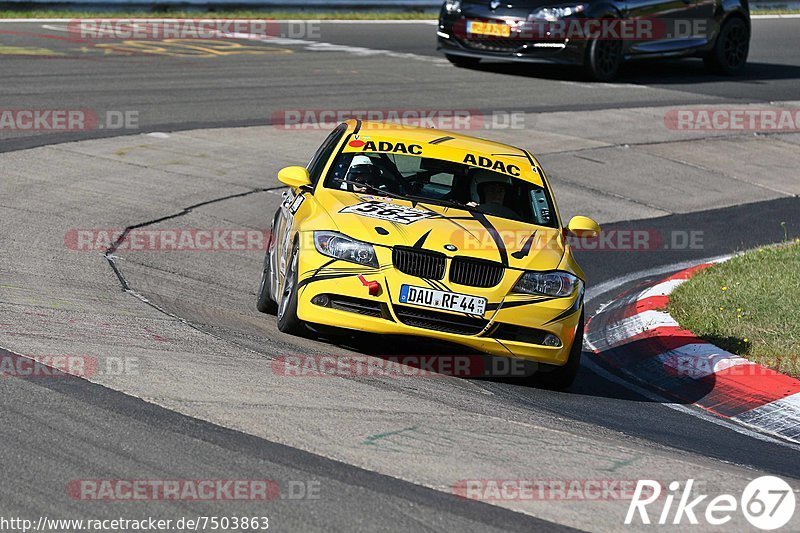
<box><xmin>531</xmin><ymin>311</ymin><xmax>584</xmax><ymax>390</ymax></box>
<box><xmin>583</xmin><ymin>39</ymin><xmax>623</xmax><ymax>82</ymax></box>
<box><xmin>445</xmin><ymin>54</ymin><xmax>481</xmax><ymax>68</ymax></box>
<box><xmin>256</xmin><ymin>246</ymin><xmax>278</xmax><ymax>314</ymax></box>
<box><xmin>277</xmin><ymin>242</ymin><xmax>305</xmax><ymax>335</ymax></box>
<box><xmin>704</xmin><ymin>17</ymin><xmax>749</xmax><ymax>75</ymax></box>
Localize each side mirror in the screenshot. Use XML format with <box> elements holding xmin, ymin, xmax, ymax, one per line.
<box><xmin>566</xmin><ymin>215</ymin><xmax>600</xmax><ymax>238</ymax></box>
<box><xmin>278</xmin><ymin>166</ymin><xmax>312</xmax><ymax>190</ymax></box>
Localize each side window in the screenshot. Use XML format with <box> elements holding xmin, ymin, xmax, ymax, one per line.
<box><xmin>530</xmin><ymin>188</ymin><xmax>552</xmax><ymax>226</ymax></box>
<box><xmin>307</xmin><ymin>124</ymin><xmax>346</xmax><ymax>184</ymax></box>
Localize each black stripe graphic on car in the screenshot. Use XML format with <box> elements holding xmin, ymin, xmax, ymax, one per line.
<box><xmin>485</xmin><ymin>296</ymin><xmax>553</xmax><ymax>312</ymax></box>
<box><xmin>413</xmin><ymin>230</ymin><xmax>432</xmax><ymax>248</ymax></box>
<box><xmin>511</xmin><ymin>232</ymin><xmax>537</xmax><ymax>260</ymax></box>
<box><xmin>494</xmin><ymin>339</ymin><xmax>516</xmax><ymax>356</ymax></box>
<box><xmin>297</xmin><ymin>272</ymin><xmax>356</xmax><ymax>291</ymax></box>
<box><xmin>471</xmin><ymin>211</ymin><xmax>508</xmax><ymax>266</ymax></box>
<box><xmin>422</xmin><ymin>278</ymin><xmax>452</xmax><ymax>293</ymax></box>
<box><xmin>543</xmin><ymin>286</ymin><xmax>584</xmax><ymax>325</ymax></box>
<box><xmin>522</xmin><ymin>149</ymin><xmax>539</xmax><ymax>173</ymax></box>
<box><xmin>415</xmin><ymin>204</ymin><xmax>480</xmax><ymax>239</ymax></box>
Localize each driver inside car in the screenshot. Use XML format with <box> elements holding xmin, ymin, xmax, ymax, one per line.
<box><xmin>341</xmin><ymin>155</ymin><xmax>386</xmax><ymax>193</ymax></box>
<box><xmin>467</xmin><ymin>170</ymin><xmax>520</xmax><ymax>220</ymax></box>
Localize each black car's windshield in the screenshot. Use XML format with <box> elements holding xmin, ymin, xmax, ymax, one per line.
<box><xmin>324</xmin><ymin>151</ymin><xmax>556</xmax><ymax>227</ymax></box>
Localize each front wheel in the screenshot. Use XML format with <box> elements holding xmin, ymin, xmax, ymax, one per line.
<box><xmin>704</xmin><ymin>18</ymin><xmax>749</xmax><ymax>75</ymax></box>
<box><xmin>255</xmin><ymin>249</ymin><xmax>278</xmax><ymax>314</ymax></box>
<box><xmin>256</xmin><ymin>216</ymin><xmax>279</xmax><ymax>314</ymax></box>
<box><xmin>277</xmin><ymin>243</ymin><xmax>306</xmax><ymax>335</ymax></box>
<box><xmin>583</xmin><ymin>39</ymin><xmax>623</xmax><ymax>82</ymax></box>
<box><xmin>445</xmin><ymin>54</ymin><xmax>481</xmax><ymax>68</ymax></box>
<box><xmin>531</xmin><ymin>311</ymin><xmax>584</xmax><ymax>390</ymax></box>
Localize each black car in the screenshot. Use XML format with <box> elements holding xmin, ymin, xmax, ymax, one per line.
<box><xmin>437</xmin><ymin>0</ymin><xmax>750</xmax><ymax>80</ymax></box>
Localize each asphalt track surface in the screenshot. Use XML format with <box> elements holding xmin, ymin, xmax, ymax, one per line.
<box><xmin>1</xmin><ymin>18</ymin><xmax>800</xmax><ymax>150</ymax></box>
<box><xmin>1</xmin><ymin>18</ymin><xmax>800</xmax><ymax>532</ymax></box>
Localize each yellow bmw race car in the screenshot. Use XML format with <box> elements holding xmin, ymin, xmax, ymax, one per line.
<box><xmin>257</xmin><ymin>120</ymin><xmax>600</xmax><ymax>388</ymax></box>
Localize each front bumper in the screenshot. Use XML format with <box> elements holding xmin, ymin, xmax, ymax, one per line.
<box><xmin>295</xmin><ymin>246</ymin><xmax>583</xmax><ymax>366</ymax></box>
<box><xmin>437</xmin><ymin>15</ymin><xmax>587</xmax><ymax>65</ymax></box>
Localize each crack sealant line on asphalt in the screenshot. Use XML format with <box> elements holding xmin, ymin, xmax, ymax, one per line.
<box><xmin>102</xmin><ymin>185</ymin><xmax>286</xmax><ymax>355</ymax></box>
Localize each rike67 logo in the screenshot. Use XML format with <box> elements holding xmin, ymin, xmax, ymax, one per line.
<box><xmin>626</xmin><ymin>476</ymin><xmax>796</xmax><ymax>530</ymax></box>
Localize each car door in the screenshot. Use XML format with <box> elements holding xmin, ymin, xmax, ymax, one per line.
<box><xmin>624</xmin><ymin>0</ymin><xmax>702</xmax><ymax>55</ymax></box>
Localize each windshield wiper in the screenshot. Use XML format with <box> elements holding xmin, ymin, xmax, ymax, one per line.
<box><xmin>403</xmin><ymin>195</ymin><xmax>476</xmax><ymax>212</ymax></box>
<box><xmin>337</xmin><ymin>181</ymin><xmax>475</xmax><ymax>212</ymax></box>
<box><xmin>336</xmin><ymin>180</ymin><xmax>407</xmax><ymax>200</ymax></box>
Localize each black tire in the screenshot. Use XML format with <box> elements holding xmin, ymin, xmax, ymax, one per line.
<box><xmin>532</xmin><ymin>311</ymin><xmax>584</xmax><ymax>390</ymax></box>
<box><xmin>583</xmin><ymin>39</ymin><xmax>623</xmax><ymax>82</ymax></box>
<box><xmin>704</xmin><ymin>17</ymin><xmax>749</xmax><ymax>75</ymax></box>
<box><xmin>256</xmin><ymin>247</ymin><xmax>278</xmax><ymax>314</ymax></box>
<box><xmin>277</xmin><ymin>242</ymin><xmax>305</xmax><ymax>335</ymax></box>
<box><xmin>446</xmin><ymin>54</ymin><xmax>481</xmax><ymax>68</ymax></box>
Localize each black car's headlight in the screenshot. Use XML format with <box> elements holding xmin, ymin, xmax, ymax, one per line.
<box><xmin>529</xmin><ymin>3</ymin><xmax>587</xmax><ymax>20</ymax></box>
<box><xmin>513</xmin><ymin>271</ymin><xmax>581</xmax><ymax>298</ymax></box>
<box><xmin>314</xmin><ymin>231</ymin><xmax>378</xmax><ymax>268</ymax></box>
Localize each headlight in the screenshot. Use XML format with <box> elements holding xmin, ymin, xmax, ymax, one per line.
<box><xmin>513</xmin><ymin>271</ymin><xmax>581</xmax><ymax>298</ymax></box>
<box><xmin>444</xmin><ymin>0</ymin><xmax>461</xmax><ymax>13</ymax></box>
<box><xmin>314</xmin><ymin>231</ymin><xmax>378</xmax><ymax>268</ymax></box>
<box><xmin>529</xmin><ymin>4</ymin><xmax>587</xmax><ymax>20</ymax></box>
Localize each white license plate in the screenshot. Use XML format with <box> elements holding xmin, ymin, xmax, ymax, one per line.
<box><xmin>399</xmin><ymin>285</ymin><xmax>486</xmax><ymax>317</ymax></box>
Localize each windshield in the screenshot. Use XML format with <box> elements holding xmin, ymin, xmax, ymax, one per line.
<box><xmin>324</xmin><ymin>151</ymin><xmax>556</xmax><ymax>227</ymax></box>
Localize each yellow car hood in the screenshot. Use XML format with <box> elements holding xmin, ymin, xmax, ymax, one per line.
<box><xmin>319</xmin><ymin>188</ymin><xmax>565</xmax><ymax>271</ymax></box>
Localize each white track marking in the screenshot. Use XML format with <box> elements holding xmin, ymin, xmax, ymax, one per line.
<box><xmin>38</xmin><ymin>23</ymin><xmax>451</xmax><ymax>65</ymax></box>
<box><xmin>637</xmin><ymin>277</ymin><xmax>686</xmax><ymax>299</ymax></box>
<box><xmin>580</xmin><ymin>352</ymin><xmax>800</xmax><ymax>452</ymax></box>
<box><xmin>585</xmin><ymin>309</ymin><xmax>678</xmax><ymax>349</ymax></box>
<box><xmin>584</xmin><ymin>254</ymin><xmax>800</xmax><ymax>450</ymax></box>
<box><xmin>558</xmin><ymin>80</ymin><xmax>652</xmax><ymax>90</ymax></box>
<box><xmin>750</xmin><ymin>14</ymin><xmax>800</xmax><ymax>19</ymax></box>
<box><xmin>654</xmin><ymin>343</ymin><xmax>750</xmax><ymax>379</ymax></box>
<box><xmin>585</xmin><ymin>253</ymin><xmax>732</xmax><ymax>303</ymax></box>
<box><xmin>733</xmin><ymin>393</ymin><xmax>800</xmax><ymax>442</ymax></box>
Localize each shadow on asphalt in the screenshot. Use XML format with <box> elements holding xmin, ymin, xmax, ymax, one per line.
<box><xmin>463</xmin><ymin>58</ymin><xmax>800</xmax><ymax>85</ymax></box>
<box><xmin>308</xmin><ymin>327</ymin><xmax>717</xmax><ymax>405</ymax></box>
